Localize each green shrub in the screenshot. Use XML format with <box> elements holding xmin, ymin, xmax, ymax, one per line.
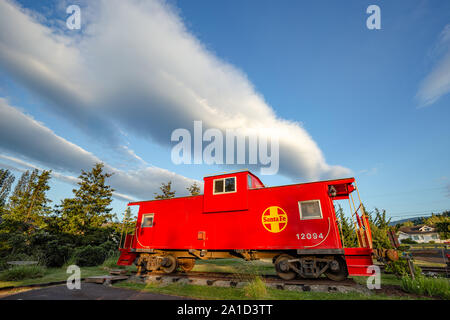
<box><xmin>99</xmin><ymin>240</ymin><xmax>117</xmax><ymax>257</ymax></box>
<box><xmin>80</xmin><ymin>227</ymin><xmax>120</xmax><ymax>249</ymax></box>
<box><xmin>244</xmin><ymin>277</ymin><xmax>267</xmax><ymax>299</ymax></box>
<box><xmin>401</xmin><ymin>276</ymin><xmax>450</xmax><ymax>299</ymax></box>
<box><xmin>41</xmin><ymin>240</ymin><xmax>73</xmax><ymax>268</ymax></box>
<box><xmin>101</xmin><ymin>253</ymin><xmax>123</xmax><ymax>269</ymax></box>
<box><xmin>0</xmin><ymin>259</ymin><xmax>8</xmax><ymax>271</ymax></box>
<box><xmin>29</xmin><ymin>231</ymin><xmax>74</xmax><ymax>267</ymax></box>
<box><xmin>0</xmin><ymin>265</ymin><xmax>46</xmax><ymax>281</ymax></box>
<box><xmin>72</xmin><ymin>245</ymin><xmax>107</xmax><ymax>267</ymax></box>
<box><xmin>400</xmin><ymin>238</ymin><xmax>418</xmax><ymax>244</ymax></box>
<box><xmin>0</xmin><ymin>253</ymin><xmax>39</xmax><ymax>271</ymax></box>
<box><xmin>385</xmin><ymin>258</ymin><xmax>422</xmax><ymax>278</ymax></box>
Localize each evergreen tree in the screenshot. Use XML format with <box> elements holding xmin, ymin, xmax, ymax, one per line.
<box><xmin>373</xmin><ymin>208</ymin><xmax>391</xmax><ymax>229</ymax></box>
<box><xmin>336</xmin><ymin>205</ymin><xmax>358</xmax><ymax>247</ymax></box>
<box><xmin>6</xmin><ymin>169</ymin><xmax>52</xmax><ymax>231</ymax></box>
<box><xmin>57</xmin><ymin>163</ymin><xmax>115</xmax><ymax>235</ymax></box>
<box><xmin>154</xmin><ymin>181</ymin><xmax>176</xmax><ymax>199</ymax></box>
<box><xmin>122</xmin><ymin>207</ymin><xmax>136</xmax><ymax>234</ymax></box>
<box><xmin>10</xmin><ymin>170</ymin><xmax>29</xmax><ymax>196</ymax></box>
<box><xmin>365</xmin><ymin>207</ymin><xmax>392</xmax><ymax>249</ymax></box>
<box><xmin>186</xmin><ymin>182</ymin><xmax>201</xmax><ymax>196</ymax></box>
<box><xmin>0</xmin><ymin>169</ymin><xmax>15</xmax><ymax>208</ymax></box>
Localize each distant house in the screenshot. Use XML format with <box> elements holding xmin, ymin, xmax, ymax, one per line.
<box><xmin>397</xmin><ymin>225</ymin><xmax>441</xmax><ymax>243</ymax></box>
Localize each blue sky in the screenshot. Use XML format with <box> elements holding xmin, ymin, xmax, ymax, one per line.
<box><xmin>0</xmin><ymin>0</ymin><xmax>449</xmax><ymax>221</ymax></box>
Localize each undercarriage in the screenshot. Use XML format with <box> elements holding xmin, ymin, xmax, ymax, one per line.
<box><xmin>131</xmin><ymin>249</ymin><xmax>349</xmax><ymax>281</ymax></box>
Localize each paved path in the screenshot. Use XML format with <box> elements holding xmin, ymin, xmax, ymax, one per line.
<box><xmin>0</xmin><ymin>282</ymin><xmax>190</xmax><ymax>300</ymax></box>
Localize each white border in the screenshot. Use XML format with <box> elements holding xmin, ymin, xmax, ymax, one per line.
<box><xmin>298</xmin><ymin>199</ymin><xmax>323</xmax><ymax>220</ymax></box>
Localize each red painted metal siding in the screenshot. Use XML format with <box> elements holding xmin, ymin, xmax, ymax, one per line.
<box><xmin>203</xmin><ymin>172</ymin><xmax>248</xmax><ymax>213</ymax></box>
<box><xmin>129</xmin><ymin>172</ymin><xmax>356</xmax><ymax>251</ymax></box>
<box><xmin>344</xmin><ymin>248</ymin><xmax>374</xmax><ymax>276</ymax></box>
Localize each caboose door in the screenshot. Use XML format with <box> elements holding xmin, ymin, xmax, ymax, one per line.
<box><xmin>138</xmin><ymin>212</ymin><xmax>155</xmax><ymax>248</ymax></box>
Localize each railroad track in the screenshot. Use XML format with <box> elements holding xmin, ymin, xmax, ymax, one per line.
<box><xmin>136</xmin><ymin>270</ymin><xmax>358</xmax><ymax>287</ymax></box>
<box><xmin>417</xmin><ymin>266</ymin><xmax>449</xmax><ymax>274</ymax></box>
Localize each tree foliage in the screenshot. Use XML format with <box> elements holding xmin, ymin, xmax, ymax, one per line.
<box><xmin>57</xmin><ymin>163</ymin><xmax>115</xmax><ymax>235</ymax></box>
<box><xmin>365</xmin><ymin>206</ymin><xmax>393</xmax><ymax>249</ymax></box>
<box><xmin>0</xmin><ymin>164</ymin><xmax>122</xmax><ymax>268</ymax></box>
<box><xmin>187</xmin><ymin>182</ymin><xmax>201</xmax><ymax>196</ymax></box>
<box><xmin>336</xmin><ymin>205</ymin><xmax>358</xmax><ymax>247</ymax></box>
<box><xmin>435</xmin><ymin>221</ymin><xmax>450</xmax><ymax>239</ymax></box>
<box><xmin>420</xmin><ymin>211</ymin><xmax>450</xmax><ymax>239</ymax></box>
<box><xmin>336</xmin><ymin>205</ymin><xmax>392</xmax><ymax>249</ymax></box>
<box><xmin>5</xmin><ymin>169</ymin><xmax>52</xmax><ymax>231</ymax></box>
<box><xmin>154</xmin><ymin>181</ymin><xmax>176</xmax><ymax>199</ymax></box>
<box><xmin>122</xmin><ymin>206</ymin><xmax>136</xmax><ymax>234</ymax></box>
<box><xmin>0</xmin><ymin>169</ymin><xmax>15</xmax><ymax>209</ymax></box>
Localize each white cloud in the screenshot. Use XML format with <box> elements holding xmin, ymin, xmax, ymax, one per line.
<box><xmin>0</xmin><ymin>97</ymin><xmax>99</xmax><ymax>172</ymax></box>
<box><xmin>417</xmin><ymin>24</ymin><xmax>450</xmax><ymax>107</ymax></box>
<box><xmin>0</xmin><ymin>0</ymin><xmax>350</xmax><ymax>181</ymax></box>
<box><xmin>0</xmin><ymin>98</ymin><xmax>200</xmax><ymax>201</ymax></box>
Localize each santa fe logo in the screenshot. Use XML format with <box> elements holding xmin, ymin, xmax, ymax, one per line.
<box><xmin>262</xmin><ymin>206</ymin><xmax>288</xmax><ymax>233</ymax></box>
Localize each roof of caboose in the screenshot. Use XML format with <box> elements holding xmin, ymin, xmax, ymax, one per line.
<box><xmin>261</xmin><ymin>176</ymin><xmax>355</xmax><ymax>190</ymax></box>
<box><xmin>128</xmin><ymin>170</ymin><xmax>355</xmax><ymax>205</ymax></box>
<box><xmin>203</xmin><ymin>169</ymin><xmax>252</xmax><ymax>178</ymax></box>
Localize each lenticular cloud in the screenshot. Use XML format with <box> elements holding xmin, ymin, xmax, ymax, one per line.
<box><xmin>0</xmin><ymin>0</ymin><xmax>350</xmax><ymax>181</ymax></box>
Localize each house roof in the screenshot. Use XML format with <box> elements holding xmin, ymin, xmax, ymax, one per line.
<box><xmin>398</xmin><ymin>225</ymin><xmax>437</xmax><ymax>235</ymax></box>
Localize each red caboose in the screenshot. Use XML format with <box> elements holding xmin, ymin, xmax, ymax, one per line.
<box><xmin>118</xmin><ymin>170</ymin><xmax>374</xmax><ymax>280</ymax></box>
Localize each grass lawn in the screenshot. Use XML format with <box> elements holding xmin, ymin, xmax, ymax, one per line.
<box><xmin>352</xmin><ymin>273</ymin><xmax>404</xmax><ymax>286</ymax></box>
<box><xmin>0</xmin><ymin>266</ymin><xmax>109</xmax><ymax>288</ymax></box>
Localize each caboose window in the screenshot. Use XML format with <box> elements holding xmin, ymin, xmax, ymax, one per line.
<box><xmin>225</xmin><ymin>177</ymin><xmax>235</xmax><ymax>192</ymax></box>
<box><xmin>214</xmin><ymin>179</ymin><xmax>224</xmax><ymax>193</ymax></box>
<box><xmin>213</xmin><ymin>177</ymin><xmax>236</xmax><ymax>194</ymax></box>
<box><xmin>298</xmin><ymin>200</ymin><xmax>322</xmax><ymax>220</ymax></box>
<box><xmin>141</xmin><ymin>213</ymin><xmax>154</xmax><ymax>228</ymax></box>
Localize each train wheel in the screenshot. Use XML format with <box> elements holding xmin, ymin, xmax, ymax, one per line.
<box><xmin>178</xmin><ymin>258</ymin><xmax>196</xmax><ymax>272</ymax></box>
<box><xmin>274</xmin><ymin>255</ymin><xmax>297</xmax><ymax>280</ymax></box>
<box><xmin>161</xmin><ymin>255</ymin><xmax>178</xmax><ymax>274</ymax></box>
<box><xmin>325</xmin><ymin>257</ymin><xmax>348</xmax><ymax>281</ymax></box>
